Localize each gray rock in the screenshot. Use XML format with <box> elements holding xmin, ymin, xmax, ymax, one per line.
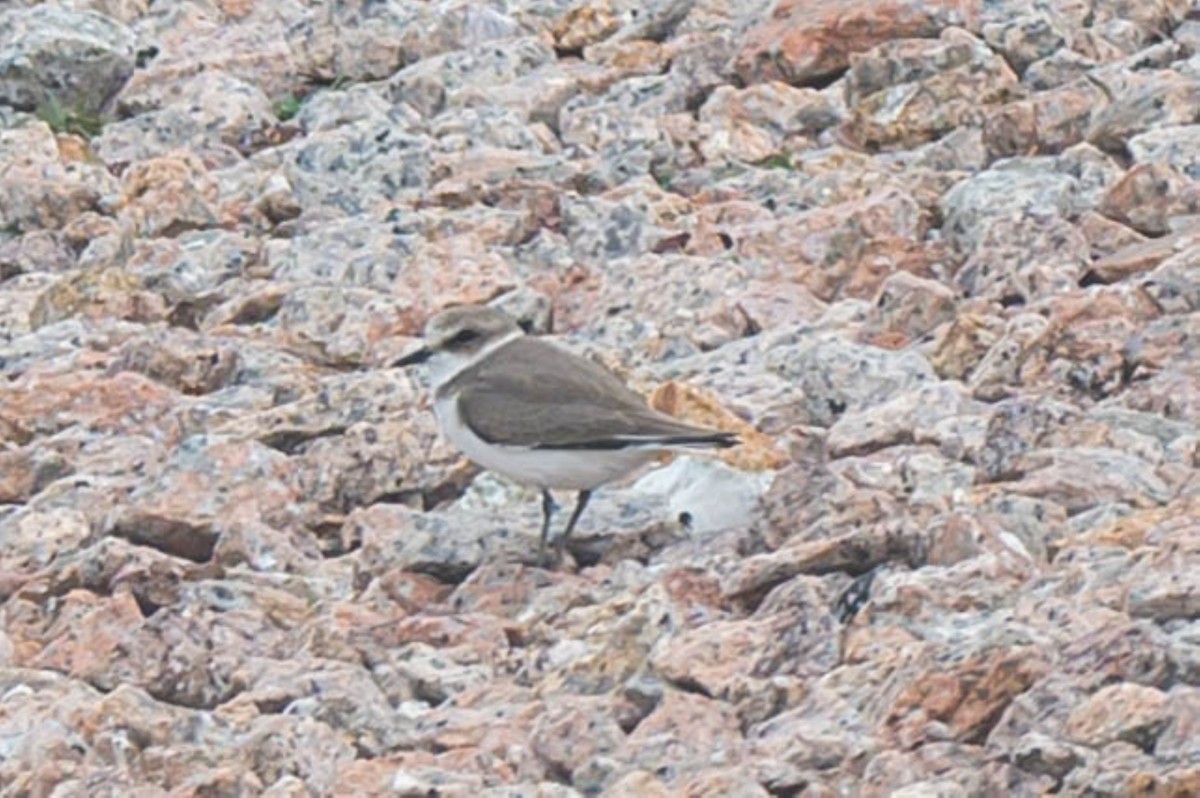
<box><xmin>826</xmin><ymin>381</ymin><xmax>986</xmax><ymax>459</ymax></box>
<box><xmin>1003</xmin><ymin>447</ymin><xmax>1172</xmax><ymax>513</ymax></box>
<box><xmin>229</xmin><ymin>656</ymin><xmax>419</xmax><ymax>756</ymax></box>
<box><xmin>1024</xmin><ymin>49</ymin><xmax>1096</xmax><ymax>90</ymax></box>
<box><xmin>1087</xmin><ymin>71</ymin><xmax>1200</xmax><ymax>153</ymax></box>
<box><xmin>0</xmin><ymin>5</ymin><xmax>135</xmax><ymax>114</ymax></box>
<box><xmin>125</xmin><ymin>229</ymin><xmax>261</xmax><ymax>310</ymax></box>
<box><xmin>104</xmin><ymin>434</ymin><xmax>306</xmax><ymax>563</ymax></box>
<box><xmin>953</xmin><ymin>216</ymin><xmax>1090</xmax><ymax>305</ymax></box>
<box><xmin>254</xmin><ymin>118</ymin><xmax>435</xmax><ymax>212</ymax></box>
<box><xmin>288</xmin><ymin>0</ymin><xmax>493</xmax><ymax>84</ymax></box>
<box><xmin>982</xmin><ymin>13</ymin><xmax>1067</xmax><ymax>75</ymax></box>
<box><xmin>94</xmin><ymin>70</ymin><xmax>273</xmax><ymax>165</ymax></box>
<box><xmin>1128</xmin><ymin>124</ymin><xmax>1200</xmax><ymax>179</ymax></box>
<box><xmin>386</xmin><ymin>36</ymin><xmax>557</xmax><ymax>118</ymax></box>
<box><xmin>939</xmin><ymin>162</ymin><xmax>1080</xmax><ymax>253</ymax></box>
<box><xmin>768</xmin><ymin>335</ymin><xmax>937</xmax><ymax>427</ymax></box>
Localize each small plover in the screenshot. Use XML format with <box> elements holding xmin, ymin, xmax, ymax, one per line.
<box><xmin>395</xmin><ymin>305</ymin><xmax>737</xmax><ymax>565</ymax></box>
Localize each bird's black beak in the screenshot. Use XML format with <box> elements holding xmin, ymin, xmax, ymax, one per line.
<box><xmin>392</xmin><ymin>346</ymin><xmax>432</xmax><ymax>367</ymax></box>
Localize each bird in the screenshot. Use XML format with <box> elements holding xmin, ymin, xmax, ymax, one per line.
<box><xmin>393</xmin><ymin>305</ymin><xmax>738</xmax><ymax>567</ymax></box>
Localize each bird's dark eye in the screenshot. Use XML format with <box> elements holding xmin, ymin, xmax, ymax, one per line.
<box><xmin>446</xmin><ymin>328</ymin><xmax>481</xmax><ymax>348</ymax></box>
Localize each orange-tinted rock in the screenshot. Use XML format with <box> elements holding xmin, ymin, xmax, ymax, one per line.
<box><xmin>1100</xmin><ymin>163</ymin><xmax>1200</xmax><ymax>236</ymax></box>
<box><xmin>882</xmin><ymin>648</ymin><xmax>1048</xmax><ymax>747</ymax></box>
<box><xmin>120</xmin><ymin>153</ymin><xmax>221</xmax><ymax>237</ymax></box>
<box><xmin>1065</xmin><ymin>682</ymin><xmax>1170</xmax><ymax>748</ymax></box>
<box><xmin>843</xmin><ymin>29</ymin><xmax>1017</xmax><ymax>151</ymax></box>
<box><xmin>553</xmin><ymin>0</ymin><xmax>622</xmax><ymax>50</ymax></box>
<box><xmin>734</xmin><ymin>0</ymin><xmax>982</xmax><ymax>86</ymax></box>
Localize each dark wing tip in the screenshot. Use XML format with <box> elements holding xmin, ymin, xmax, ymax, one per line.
<box><xmin>685</xmin><ymin>430</ymin><xmax>738</xmax><ymax>449</ymax></box>
<box><xmin>712</xmin><ymin>431</ymin><xmax>740</xmax><ymax>448</ymax></box>
<box><xmin>392</xmin><ymin>346</ymin><xmax>432</xmax><ymax>367</ymax></box>
<box><xmin>533</xmin><ymin>430</ymin><xmax>739</xmax><ymax>451</ymax></box>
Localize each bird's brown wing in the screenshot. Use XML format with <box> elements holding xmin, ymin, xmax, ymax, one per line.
<box><xmin>444</xmin><ymin>337</ymin><xmax>733</xmax><ymax>450</ymax></box>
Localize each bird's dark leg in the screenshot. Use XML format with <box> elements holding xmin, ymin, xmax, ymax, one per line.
<box><xmin>537</xmin><ymin>489</ymin><xmax>556</xmax><ymax>567</ymax></box>
<box><xmin>554</xmin><ymin>489</ymin><xmax>592</xmax><ymax>566</ymax></box>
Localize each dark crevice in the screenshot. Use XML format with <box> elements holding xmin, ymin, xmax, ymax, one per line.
<box><xmin>109</xmin><ymin>519</ymin><xmax>218</xmax><ymax>563</ymax></box>
<box><xmin>226</xmin><ymin>295</ymin><xmax>284</xmax><ymax>326</ymax></box>
<box><xmin>794</xmin><ymin>66</ymin><xmax>848</xmax><ymax>91</ymax></box>
<box><xmin>961</xmin><ymin>696</ymin><xmax>1023</xmax><ymax>747</ymax></box>
<box><xmin>665</xmin><ymin>676</ymin><xmax>713</xmax><ymax>699</ymax></box>
<box><xmin>253</xmin><ymin>696</ymin><xmax>293</xmax><ymax>715</ymax></box>
<box><xmin>685</xmin><ymin>84</ymin><xmax>716</xmax><ymax>116</ymax></box>
<box><xmin>259</xmin><ymin>426</ymin><xmax>347</xmax><ymax>455</ymax></box>
<box><xmin>369</xmin><ymin>490</ymin><xmax>422</xmax><ymax>507</ymax></box>
<box><xmin>145</xmin><ymin>680</ymin><xmax>241</xmax><ymax>712</ymax></box>
<box><xmin>311</xmin><ymin>517</ymin><xmax>360</xmax><ymax>558</ymax></box>
<box><xmin>542</xmin><ymin>759</ymin><xmax>574</xmax><ymax>788</ymax></box>
<box><xmin>421</xmin><ymin>470</ymin><xmax>478</xmax><ymax>511</ymax></box>
<box><xmin>166</xmin><ymin>301</ymin><xmax>204</xmax><ymax>330</ymax></box>
<box><xmin>131</xmin><ymin>590</ymin><xmax>165</xmax><ymax>618</ymax></box>
<box><xmin>406</xmin><ymin>561</ymin><xmax>479</xmax><ymax>586</ymax></box>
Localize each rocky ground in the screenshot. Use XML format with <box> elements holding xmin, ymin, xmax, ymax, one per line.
<box><xmin>1</xmin><ymin>0</ymin><xmax>1199</xmax><ymax>795</ymax></box>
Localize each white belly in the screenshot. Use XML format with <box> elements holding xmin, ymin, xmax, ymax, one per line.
<box><xmin>434</xmin><ymin>396</ymin><xmax>656</xmax><ymax>491</ymax></box>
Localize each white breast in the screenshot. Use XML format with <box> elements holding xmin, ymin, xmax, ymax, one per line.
<box><xmin>433</xmin><ymin>393</ymin><xmax>656</xmax><ymax>491</ymax></box>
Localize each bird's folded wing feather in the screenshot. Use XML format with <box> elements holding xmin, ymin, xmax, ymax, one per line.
<box><xmin>446</xmin><ymin>337</ymin><xmax>722</xmax><ymax>449</ymax></box>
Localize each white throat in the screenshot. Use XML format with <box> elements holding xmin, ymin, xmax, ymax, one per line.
<box><xmin>426</xmin><ymin>329</ymin><xmax>523</xmax><ymax>389</ymax></box>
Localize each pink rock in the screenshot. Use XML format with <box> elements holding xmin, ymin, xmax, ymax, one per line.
<box><xmin>682</xmin><ymin>768</ymin><xmax>772</xmax><ymax>797</ymax></box>
<box><xmin>1</xmin><ymin>0</ymin><xmax>1199</xmax><ymax>791</ymax></box>
<box><xmin>1090</xmin><ymin>226</ymin><xmax>1200</xmax><ymax>283</ymax></box>
<box><xmin>118</xmin><ymin>3</ymin><xmax>296</xmax><ymax>107</ymax></box>
<box><xmin>1088</xmin><ymin>71</ymin><xmax>1200</xmax><ymax>154</ymax></box>
<box><xmin>1078</xmin><ymin>209</ymin><xmax>1148</xmax><ymax>261</ymax></box>
<box><xmin>733</xmin><ymin>188</ymin><xmax>926</xmax><ymax>302</ymax></box>
<box><xmin>0</xmin><ymin>370</ymin><xmax>181</xmax><ymax>445</ymax></box>
<box><xmin>626</xmin><ymin>691</ymin><xmax>744</xmax><ymax>782</ymax></box>
<box><xmin>881</xmin><ymin>647</ymin><xmax>1049</xmax><ymax>747</ymax></box>
<box><xmin>107</xmin><ymin>435</ymin><xmax>304</xmax><ymax>562</ymax></box>
<box><xmin>119</xmin><ymin>153</ymin><xmax>221</xmax><ymax>237</ymax></box>
<box><xmin>1003</xmin><ymin>447</ymin><xmax>1171</xmax><ymax>514</ymax></box>
<box><xmin>734</xmin><ymin>0</ymin><xmax>981</xmax><ymax>85</ymax></box>
<box><xmin>984</xmin><ymin>79</ymin><xmax>1107</xmax><ymax>157</ymax></box>
<box><xmin>843</xmin><ymin>29</ymin><xmax>1018</xmax><ymax>151</ymax></box>
<box><xmin>1065</xmin><ymin>682</ymin><xmax>1170</xmax><ymax>748</ymax></box>
<box><xmin>1100</xmin><ymin>163</ymin><xmax>1200</xmax><ymax>236</ymax></box>
<box><xmin>651</xmin><ymin>610</ymin><xmax>838</xmax><ymax>701</ymax></box>
<box><xmin>108</xmin><ymin>326</ymin><xmax>240</xmax><ymax>395</ymax></box>
<box><xmin>605</xmin><ymin>770</ymin><xmax>672</xmax><ymax>797</ymax></box>
<box><xmin>0</xmin><ymin>230</ymin><xmax>75</xmax><ymax>279</ymax></box>
<box><xmin>24</xmin><ymin>589</ymin><xmax>144</xmax><ymax>681</ymax></box>
<box><xmin>0</xmin><ymin>123</ymin><xmax>121</xmax><ymax>232</ymax></box>
<box><xmin>868</xmin><ymin>271</ymin><xmax>957</xmax><ymax>343</ymax></box>
<box><xmin>697</xmin><ymin>82</ymin><xmax>842</xmax><ymax>163</ymax></box>
<box><xmin>531</xmin><ymin>695</ymin><xmax>628</xmax><ymax>784</ymax></box>
<box><xmin>412</xmin><ymin>682</ymin><xmax>541</xmax><ymax>752</ymax></box>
